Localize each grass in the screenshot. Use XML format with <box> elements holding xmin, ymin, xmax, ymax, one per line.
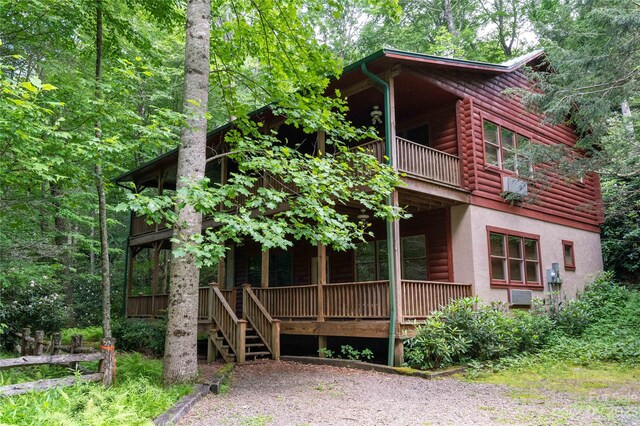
<box><xmin>60</xmin><ymin>326</ymin><xmax>103</xmax><ymax>345</ymax></box>
<box><xmin>471</xmin><ymin>362</ymin><xmax>640</xmax><ymax>396</ymax></box>
<box><xmin>0</xmin><ymin>353</ymin><xmax>193</xmax><ymax>425</ymax></box>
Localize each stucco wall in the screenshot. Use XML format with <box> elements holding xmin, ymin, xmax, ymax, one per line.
<box><xmin>451</xmin><ymin>204</ymin><xmax>603</xmax><ymax>304</ymax></box>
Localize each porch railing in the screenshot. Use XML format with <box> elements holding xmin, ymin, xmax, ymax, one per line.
<box><xmin>209</xmin><ymin>283</ymin><xmax>246</xmax><ymax>363</ymax></box>
<box><xmin>323</xmin><ymin>281</ymin><xmax>390</xmax><ymax>319</ymax></box>
<box><xmin>356</xmin><ymin>138</ymin><xmax>461</xmax><ymax>188</ymax></box>
<box><xmin>127</xmin><ymin>281</ymin><xmax>472</xmax><ymax>323</ymax></box>
<box><xmin>402</xmin><ymin>280</ymin><xmax>473</xmax><ymax>320</ymax></box>
<box><xmin>253</xmin><ymin>285</ymin><xmax>318</xmax><ymax>319</ymax></box>
<box><xmin>242</xmin><ymin>285</ymin><xmax>280</xmax><ymax>360</ymax></box>
<box><xmin>131</xmin><ymin>216</ymin><xmax>169</xmax><ymax>237</ymax></box>
<box><xmin>395</xmin><ymin>137</ymin><xmax>460</xmax><ymax>187</ymax></box>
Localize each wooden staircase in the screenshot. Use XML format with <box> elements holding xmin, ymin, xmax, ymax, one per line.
<box><xmin>207</xmin><ymin>283</ymin><xmax>280</xmax><ymax>364</ymax></box>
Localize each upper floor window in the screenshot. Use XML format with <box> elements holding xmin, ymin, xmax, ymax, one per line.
<box><xmin>483</xmin><ymin>120</ymin><xmax>532</xmax><ymax>174</ymax></box>
<box><xmin>488</xmin><ymin>227</ymin><xmax>541</xmax><ymax>287</ymax></box>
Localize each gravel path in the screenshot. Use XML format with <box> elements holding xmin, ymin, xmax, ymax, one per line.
<box><xmin>180</xmin><ymin>361</ymin><xmax>639</xmax><ymax>426</ymax></box>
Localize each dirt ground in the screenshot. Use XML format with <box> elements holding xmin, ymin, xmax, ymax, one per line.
<box><xmin>180</xmin><ymin>361</ymin><xmax>640</xmax><ymax>426</ymax></box>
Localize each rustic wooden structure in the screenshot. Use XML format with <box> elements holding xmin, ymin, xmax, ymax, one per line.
<box><xmin>116</xmin><ymin>49</ymin><xmax>604</xmax><ymax>366</ymax></box>
<box><xmin>0</xmin><ymin>329</ymin><xmax>116</xmax><ymax>396</ymax></box>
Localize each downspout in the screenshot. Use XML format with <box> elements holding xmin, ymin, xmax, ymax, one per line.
<box><xmin>360</xmin><ymin>63</ymin><xmax>397</xmax><ymax>367</ymax></box>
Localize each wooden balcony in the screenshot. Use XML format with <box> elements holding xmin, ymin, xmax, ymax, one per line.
<box><xmin>128</xmin><ymin>137</ymin><xmax>465</xmax><ymax>242</ymax></box>
<box><xmin>359</xmin><ymin>137</ymin><xmax>461</xmax><ymax>189</ymax></box>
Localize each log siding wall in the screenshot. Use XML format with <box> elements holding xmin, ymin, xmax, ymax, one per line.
<box><xmin>415</xmin><ymin>67</ymin><xmax>602</xmax><ymax>230</ymax></box>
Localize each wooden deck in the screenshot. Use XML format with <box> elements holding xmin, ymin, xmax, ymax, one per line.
<box><xmin>126</xmin><ymin>279</ymin><xmax>473</xmax><ymax>337</ymax></box>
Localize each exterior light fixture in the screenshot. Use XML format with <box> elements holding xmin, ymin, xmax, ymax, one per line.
<box><xmin>370</xmin><ymin>105</ymin><xmax>383</xmax><ymax>125</ymax></box>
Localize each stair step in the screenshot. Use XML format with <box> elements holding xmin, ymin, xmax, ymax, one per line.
<box><xmin>245</xmin><ymin>351</ymin><xmax>271</xmax><ymax>357</ymax></box>
<box><xmin>246</xmin><ymin>343</ymin><xmax>266</xmax><ymax>348</ymax></box>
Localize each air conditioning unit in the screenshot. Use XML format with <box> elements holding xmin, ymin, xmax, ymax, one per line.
<box><xmin>510</xmin><ymin>289</ymin><xmax>533</xmax><ymax>306</ymax></box>
<box><xmin>502</xmin><ymin>177</ymin><xmax>528</xmax><ymax>198</ymax></box>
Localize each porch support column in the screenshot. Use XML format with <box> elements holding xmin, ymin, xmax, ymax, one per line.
<box><xmin>317</xmin><ymin>243</ymin><xmax>326</xmax><ymax>322</ymax></box>
<box><xmin>217</xmin><ymin>246</ymin><xmax>226</xmax><ymax>288</ymax></box>
<box><xmin>261</xmin><ymin>249</ymin><xmax>269</xmax><ymax>288</ymax></box>
<box><xmin>226</xmin><ymin>244</ymin><xmax>235</xmax><ymax>289</ymax></box>
<box><xmin>387</xmin><ymin>74</ymin><xmax>404</xmax><ymax>366</ymax></box>
<box><xmin>151</xmin><ymin>242</ymin><xmax>161</xmax><ymax>318</ymax></box>
<box><xmin>124</xmin><ymin>245</ymin><xmax>136</xmax><ymax>317</ymax></box>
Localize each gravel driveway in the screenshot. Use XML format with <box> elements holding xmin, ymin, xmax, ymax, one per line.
<box><xmin>180</xmin><ymin>361</ymin><xmax>639</xmax><ymax>426</ymax></box>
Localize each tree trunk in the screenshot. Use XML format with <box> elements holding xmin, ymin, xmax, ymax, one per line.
<box><xmin>443</xmin><ymin>0</ymin><xmax>458</xmax><ymax>37</ymax></box>
<box><xmin>163</xmin><ymin>0</ymin><xmax>211</xmax><ymax>385</ymax></box>
<box><xmin>95</xmin><ymin>0</ymin><xmax>111</xmax><ymax>338</ymax></box>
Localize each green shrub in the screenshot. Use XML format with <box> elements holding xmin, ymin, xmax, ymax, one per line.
<box><xmin>112</xmin><ymin>318</ymin><xmax>166</xmax><ymax>356</ymax></box>
<box><xmin>0</xmin><ymin>264</ymin><xmax>68</xmax><ymax>348</ymax></box>
<box><xmin>404</xmin><ymin>314</ymin><xmax>470</xmax><ymax>369</ymax></box>
<box><xmin>404</xmin><ymin>297</ymin><xmax>554</xmax><ymax>370</ymax></box>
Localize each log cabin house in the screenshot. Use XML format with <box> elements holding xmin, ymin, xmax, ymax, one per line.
<box><xmin>116</xmin><ymin>49</ymin><xmax>604</xmax><ymax>366</ymax></box>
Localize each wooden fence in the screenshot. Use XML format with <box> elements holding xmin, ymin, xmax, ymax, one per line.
<box><xmin>0</xmin><ymin>328</ymin><xmax>116</xmax><ymax>397</ymax></box>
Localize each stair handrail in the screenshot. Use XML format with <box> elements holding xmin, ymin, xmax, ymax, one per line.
<box><xmin>242</xmin><ymin>284</ymin><xmax>281</xmax><ymax>360</ymax></box>
<box><xmin>209</xmin><ymin>282</ymin><xmax>247</xmax><ymax>362</ymax></box>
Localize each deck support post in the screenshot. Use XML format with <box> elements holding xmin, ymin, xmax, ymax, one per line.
<box><xmin>318</xmin><ymin>335</ymin><xmax>328</xmax><ymax>357</ymax></box>
<box><xmin>393</xmin><ymin>339</ymin><xmax>404</xmax><ymax>366</ymax></box>
<box><xmin>207</xmin><ymin>281</ymin><xmax>217</xmax><ymax>363</ymax></box>
<box><xmin>151</xmin><ymin>242</ymin><xmax>161</xmax><ymax>318</ymax></box>
<box><xmin>317</xmin><ymin>243</ymin><xmax>326</xmax><ymax>322</ymax></box>
<box><xmin>261</xmin><ymin>249</ymin><xmax>269</xmax><ymax>288</ymax></box>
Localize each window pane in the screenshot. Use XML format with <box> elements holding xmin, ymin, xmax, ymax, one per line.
<box><xmin>501</xmin><ymin>129</ymin><xmax>515</xmax><ymax>150</ymax></box>
<box><xmin>509</xmin><ymin>259</ymin><xmax>523</xmax><ymax>281</ymax></box>
<box><xmin>502</xmin><ymin>148</ymin><xmax>516</xmax><ymax>172</ymax></box>
<box><xmin>524</xmin><ymin>239</ymin><xmax>538</xmax><ymax>261</ymax></box>
<box><xmin>355</xmin><ymin>241</ymin><xmax>375</xmax><ymax>262</ymax></box>
<box><xmin>490</xmin><ymin>233</ymin><xmax>505</xmax><ymax>256</ymax></box>
<box><xmin>526</xmin><ymin>261</ymin><xmax>539</xmax><ymax>283</ymax></box>
<box><xmin>485</xmin><ymin>144</ymin><xmax>499</xmax><ymax>167</ymax></box>
<box><xmin>508</xmin><ymin>236</ymin><xmax>522</xmax><ymax>259</ymax></box>
<box><xmin>491</xmin><ymin>258</ymin><xmax>506</xmax><ymax>280</ymax></box>
<box><xmin>357</xmin><ymin>263</ymin><xmax>376</xmax><ymax>282</ymax></box>
<box><xmin>484</xmin><ymin>121</ymin><xmax>500</xmax><ymax>167</ymax></box>
<box><xmin>484</xmin><ymin>121</ymin><xmax>498</xmax><ymax>144</ymax></box>
<box><xmin>403</xmin><ymin>259</ymin><xmax>427</xmax><ymax>281</ymax></box>
<box><xmin>377</xmin><ymin>240</ymin><xmax>388</xmax><ymax>262</ymax></box>
<box><xmin>402</xmin><ymin>235</ymin><xmax>425</xmax><ymax>259</ymax></box>
<box><xmin>517</xmin><ymin>136</ymin><xmax>532</xmax><ymax>174</ymax></box>
<box><xmin>564</xmin><ymin>244</ymin><xmax>574</xmax><ymax>265</ymax></box>
<box><xmin>379</xmin><ymin>261</ymin><xmax>389</xmax><ymax>280</ymax></box>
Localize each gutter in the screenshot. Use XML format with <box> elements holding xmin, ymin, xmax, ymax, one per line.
<box><xmin>360</xmin><ymin>62</ymin><xmax>397</xmax><ymax>367</ymax></box>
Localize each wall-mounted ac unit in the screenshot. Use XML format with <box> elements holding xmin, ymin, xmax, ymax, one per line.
<box><xmin>510</xmin><ymin>289</ymin><xmax>532</xmax><ymax>306</ymax></box>
<box><xmin>502</xmin><ymin>177</ymin><xmax>528</xmax><ymax>197</ymax></box>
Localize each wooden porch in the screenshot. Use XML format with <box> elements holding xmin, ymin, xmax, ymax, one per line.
<box><xmin>126</xmin><ymin>278</ymin><xmax>472</xmax><ymax>362</ymax></box>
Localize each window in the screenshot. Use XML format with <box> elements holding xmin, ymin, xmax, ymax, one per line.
<box><xmin>488</xmin><ymin>227</ymin><xmax>541</xmax><ymax>287</ymax></box>
<box><xmin>402</xmin><ymin>235</ymin><xmax>427</xmax><ymax>280</ymax></box>
<box><xmin>247</xmin><ymin>254</ymin><xmax>261</xmax><ymax>286</ymax></box>
<box><xmin>355</xmin><ymin>240</ymin><xmax>388</xmax><ymax>281</ymax></box>
<box><xmin>483</xmin><ymin>120</ymin><xmax>532</xmax><ymax>174</ymax></box>
<box><xmin>563</xmin><ymin>240</ymin><xmax>575</xmax><ymax>271</ymax></box>
<box><xmin>355</xmin><ymin>236</ymin><xmax>428</xmax><ymax>281</ymax></box>
<box><xmin>269</xmin><ymin>251</ymin><xmax>292</xmax><ymax>286</ymax></box>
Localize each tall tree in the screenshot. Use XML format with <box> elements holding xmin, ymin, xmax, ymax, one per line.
<box><xmin>94</xmin><ymin>0</ymin><xmax>112</xmax><ymax>338</ymax></box>
<box><xmin>163</xmin><ymin>0</ymin><xmax>211</xmax><ymax>385</ymax></box>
